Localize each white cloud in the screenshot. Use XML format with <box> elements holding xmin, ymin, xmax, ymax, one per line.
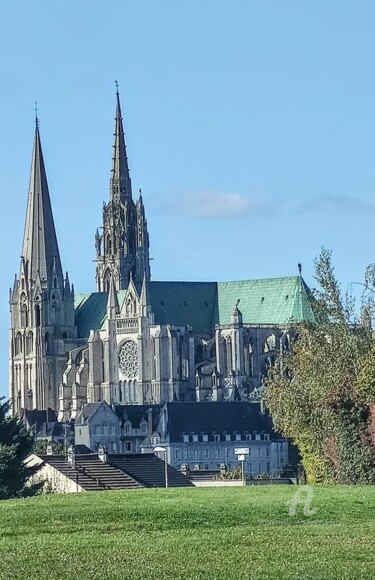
<box><xmin>297</xmin><ymin>194</ymin><xmax>375</xmax><ymax>215</ymax></box>
<box><xmin>180</xmin><ymin>190</ymin><xmax>252</xmax><ymax>218</ymax></box>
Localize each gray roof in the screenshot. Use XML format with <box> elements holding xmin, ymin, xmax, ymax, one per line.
<box><xmin>161</xmin><ymin>401</ymin><xmax>278</xmax><ymax>442</ymax></box>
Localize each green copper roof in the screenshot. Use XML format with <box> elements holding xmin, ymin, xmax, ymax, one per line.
<box><xmin>148</xmin><ymin>281</ymin><xmax>218</xmax><ymax>331</ymax></box>
<box><xmin>74</xmin><ymin>276</ymin><xmax>314</xmax><ymax>338</ymax></box>
<box><xmin>217</xmin><ymin>276</ymin><xmax>315</xmax><ymax>325</ymax></box>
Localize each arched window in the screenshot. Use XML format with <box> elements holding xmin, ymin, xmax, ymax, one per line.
<box><xmin>20</xmin><ymin>304</ymin><xmax>28</xmax><ymax>327</ymax></box>
<box><xmin>226</xmin><ymin>337</ymin><xmax>232</xmax><ymax>374</ymax></box>
<box><xmin>35</xmin><ymin>304</ymin><xmax>41</xmax><ymax>327</ymax></box>
<box><xmin>26</xmin><ymin>331</ymin><xmax>33</xmax><ymax>354</ymax></box>
<box><xmin>63</xmin><ymin>331</ymin><xmax>68</xmax><ymax>340</ymax></box>
<box><xmin>195</xmin><ymin>341</ymin><xmax>204</xmax><ymax>365</ymax></box>
<box><xmin>104</xmin><ymin>269</ymin><xmax>111</xmax><ymax>292</ymax></box>
<box><xmin>15</xmin><ymin>333</ymin><xmax>23</xmax><ymax>355</ymax></box>
<box><xmin>222</xmin><ymin>338</ymin><xmax>228</xmax><ymax>376</ymax></box>
<box><xmin>106</xmin><ymin>235</ymin><xmax>112</xmax><ymax>255</ymax></box>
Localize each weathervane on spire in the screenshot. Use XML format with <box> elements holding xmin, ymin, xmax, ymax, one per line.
<box><xmin>34</xmin><ymin>101</ymin><xmax>39</xmax><ymax>128</ymax></box>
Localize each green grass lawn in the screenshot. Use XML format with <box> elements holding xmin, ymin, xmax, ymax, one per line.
<box><xmin>0</xmin><ymin>486</ymin><xmax>374</xmax><ymax>579</ymax></box>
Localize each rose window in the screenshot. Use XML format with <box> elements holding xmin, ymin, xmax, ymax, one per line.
<box><xmin>118</xmin><ymin>341</ymin><xmax>138</xmax><ymax>378</ymax></box>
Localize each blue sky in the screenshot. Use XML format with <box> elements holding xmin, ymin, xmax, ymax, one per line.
<box><xmin>1</xmin><ymin>1</ymin><xmax>375</xmax><ymax>396</ymax></box>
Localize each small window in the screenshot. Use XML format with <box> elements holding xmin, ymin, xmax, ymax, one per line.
<box><xmin>183</xmin><ymin>434</ymin><xmax>189</xmax><ymax>443</ymax></box>
<box><xmin>214</xmin><ymin>434</ymin><xmax>220</xmax><ymax>442</ymax></box>
<box><xmin>192</xmin><ymin>434</ymin><xmax>198</xmax><ymax>442</ymax></box>
<box><xmin>264</xmin><ymin>433</ymin><xmax>270</xmax><ymax>441</ymax></box>
<box><xmin>246</xmin><ymin>434</ymin><xmax>252</xmax><ymax>441</ymax></box>
<box><xmin>175</xmin><ymin>449</ymin><xmax>181</xmax><ymax>459</ymax></box>
<box><xmin>203</xmin><ymin>449</ymin><xmax>209</xmax><ymax>458</ymax></box>
<box><xmin>125</xmin><ymin>441</ymin><xmax>132</xmax><ymax>452</ymax></box>
<box><xmin>255</xmin><ymin>434</ymin><xmax>261</xmax><ymax>441</ymax></box>
<box><xmin>236</xmin><ymin>434</ymin><xmax>241</xmax><ymax>441</ymax></box>
<box><xmin>225</xmin><ymin>434</ymin><xmax>231</xmax><ymax>442</ymax></box>
<box><xmin>111</xmin><ymin>425</ymin><xmax>116</xmax><ymax>435</ymax></box>
<box><xmin>202</xmin><ymin>434</ymin><xmax>208</xmax><ymax>442</ymax></box>
<box><xmin>125</xmin><ymin>424</ymin><xmax>131</xmax><ymax>435</ymax></box>
<box><xmin>111</xmin><ymin>442</ymin><xmax>117</xmax><ymax>452</ymax></box>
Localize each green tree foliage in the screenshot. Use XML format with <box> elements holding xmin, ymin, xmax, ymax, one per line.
<box><xmin>0</xmin><ymin>400</ymin><xmax>43</xmax><ymax>499</ymax></box>
<box><xmin>266</xmin><ymin>248</ymin><xmax>375</xmax><ymax>484</ymax></box>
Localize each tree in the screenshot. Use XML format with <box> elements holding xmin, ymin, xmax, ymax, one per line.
<box><xmin>0</xmin><ymin>400</ymin><xmax>42</xmax><ymax>499</ymax></box>
<box><xmin>265</xmin><ymin>248</ymin><xmax>375</xmax><ymax>484</ymax></box>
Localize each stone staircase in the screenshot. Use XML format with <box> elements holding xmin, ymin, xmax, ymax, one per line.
<box><xmin>43</xmin><ymin>456</ymin><xmax>142</xmax><ymax>491</ymax></box>
<box><xmin>110</xmin><ymin>454</ymin><xmax>194</xmax><ymax>488</ymax></box>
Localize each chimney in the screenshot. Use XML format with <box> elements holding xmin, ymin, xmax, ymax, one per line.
<box><xmin>147</xmin><ymin>407</ymin><xmax>153</xmax><ymax>435</ymax></box>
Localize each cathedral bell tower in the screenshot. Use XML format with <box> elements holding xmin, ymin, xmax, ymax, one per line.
<box><xmin>95</xmin><ymin>88</ymin><xmax>151</xmax><ymax>292</ymax></box>
<box><xmin>9</xmin><ymin>116</ymin><xmax>77</xmax><ymax>415</ymax></box>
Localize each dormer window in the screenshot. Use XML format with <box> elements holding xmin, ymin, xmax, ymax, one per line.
<box><xmin>183</xmin><ymin>434</ymin><xmax>189</xmax><ymax>443</ymax></box>
<box><xmin>202</xmin><ymin>434</ymin><xmax>208</xmax><ymax>442</ymax></box>
<box><xmin>192</xmin><ymin>434</ymin><xmax>198</xmax><ymax>442</ymax></box>
<box><xmin>125</xmin><ymin>423</ymin><xmax>131</xmax><ymax>435</ymax></box>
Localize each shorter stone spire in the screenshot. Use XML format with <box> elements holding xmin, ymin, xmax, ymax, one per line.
<box><xmin>107</xmin><ymin>272</ymin><xmax>120</xmax><ymax>319</ymax></box>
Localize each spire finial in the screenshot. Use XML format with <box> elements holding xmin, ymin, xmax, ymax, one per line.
<box><xmin>34</xmin><ymin>101</ymin><xmax>39</xmax><ymax>129</ymax></box>
<box><xmin>298</xmin><ymin>262</ymin><xmax>302</xmax><ymax>277</ymax></box>
<box><xmin>115</xmin><ymin>80</ymin><xmax>119</xmax><ymax>95</ymax></box>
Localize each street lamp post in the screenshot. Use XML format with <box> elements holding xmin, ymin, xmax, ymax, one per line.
<box><xmin>154</xmin><ymin>446</ymin><xmax>168</xmax><ymax>488</ymax></box>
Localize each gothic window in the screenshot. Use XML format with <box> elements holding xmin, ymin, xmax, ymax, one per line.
<box><xmin>26</xmin><ymin>331</ymin><xmax>33</xmax><ymax>355</ymax></box>
<box><xmin>118</xmin><ymin>341</ymin><xmax>139</xmax><ymax>379</ymax></box>
<box><xmin>63</xmin><ymin>331</ymin><xmax>68</xmax><ymax>340</ymax></box>
<box><xmin>195</xmin><ymin>341</ymin><xmax>204</xmax><ymax>365</ymax></box>
<box><xmin>226</xmin><ymin>337</ymin><xmax>232</xmax><ymax>373</ymax></box>
<box><xmin>222</xmin><ymin>338</ymin><xmax>228</xmax><ymax>376</ymax></box>
<box><xmin>35</xmin><ymin>304</ymin><xmax>41</xmax><ymax>327</ymax></box>
<box><xmin>20</xmin><ymin>304</ymin><xmax>28</xmax><ymax>327</ymax></box>
<box><xmin>103</xmin><ymin>269</ymin><xmax>111</xmax><ymax>292</ymax></box>
<box><xmin>107</xmin><ymin>236</ymin><xmax>112</xmax><ymax>255</ymax></box>
<box><xmin>15</xmin><ymin>333</ymin><xmax>23</xmax><ymax>355</ymax></box>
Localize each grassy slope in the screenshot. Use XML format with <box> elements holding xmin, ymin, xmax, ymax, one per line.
<box><xmin>0</xmin><ymin>486</ymin><xmax>374</xmax><ymax>579</ymax></box>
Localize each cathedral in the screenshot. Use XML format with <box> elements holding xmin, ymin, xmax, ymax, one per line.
<box><xmin>9</xmin><ymin>90</ymin><xmax>315</xmax><ymax>420</ymax></box>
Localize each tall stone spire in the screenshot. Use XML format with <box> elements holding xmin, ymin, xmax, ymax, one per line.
<box><xmin>95</xmin><ymin>88</ymin><xmax>151</xmax><ymax>292</ymax></box>
<box><xmin>9</xmin><ymin>115</ymin><xmax>77</xmax><ymax>416</ymax></box>
<box><xmin>110</xmin><ymin>85</ymin><xmax>132</xmax><ymax>202</ymax></box>
<box><xmin>22</xmin><ymin>118</ymin><xmax>63</xmax><ymax>286</ymax></box>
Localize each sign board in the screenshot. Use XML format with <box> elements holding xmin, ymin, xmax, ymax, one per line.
<box><xmin>237</xmin><ymin>454</ymin><xmax>246</xmax><ymax>462</ymax></box>
<box><xmin>234</xmin><ymin>448</ymin><xmax>250</xmax><ymax>455</ymax></box>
